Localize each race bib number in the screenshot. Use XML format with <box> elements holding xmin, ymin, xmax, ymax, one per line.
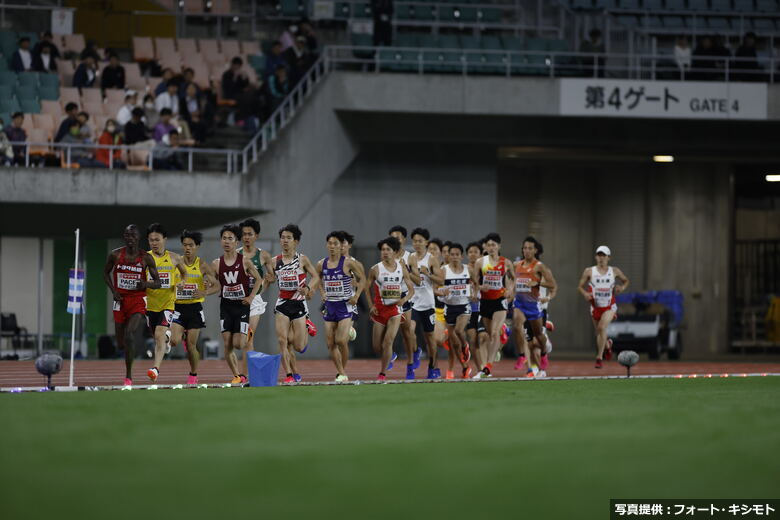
<box><xmin>278</xmin><ymin>272</ymin><xmax>299</xmax><ymax>291</ymax></box>
<box><xmin>516</xmin><ymin>277</ymin><xmax>531</xmax><ymax>293</ymax></box>
<box><xmin>117</xmin><ymin>272</ymin><xmax>141</xmax><ymax>291</ymax></box>
<box><xmin>594</xmin><ymin>288</ymin><xmax>612</xmax><ymax>306</ymax></box>
<box><xmin>176</xmin><ymin>283</ymin><xmax>197</xmax><ymax>299</ymax></box>
<box><xmin>325</xmin><ymin>280</ymin><xmax>349</xmax><ymax>298</ymax></box>
<box><xmin>484</xmin><ymin>270</ymin><xmax>503</xmax><ymax>290</ymax></box>
<box><xmin>449</xmin><ymin>284</ymin><xmax>469</xmax><ymax>298</ymax></box>
<box><xmin>381</xmin><ymin>283</ymin><xmax>402</xmax><ymax>301</ymax></box>
<box><xmin>223</xmin><ymin>284</ymin><xmax>246</xmax><ymax>299</ymax></box>
<box><xmin>112</xmin><ymin>300</ymin><xmax>121</xmax><ymax>311</ymax></box>
<box><xmin>149</xmin><ymin>271</ymin><xmax>171</xmax><ymax>289</ymax></box>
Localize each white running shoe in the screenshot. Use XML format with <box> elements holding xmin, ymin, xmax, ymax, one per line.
<box><xmin>164</xmin><ymin>329</ymin><xmax>172</xmax><ymax>354</ymax></box>
<box><xmin>537</xmin><ymin>370</ymin><xmax>547</xmax><ymax>378</ymax></box>
<box><xmin>335</xmin><ymin>374</ymin><xmax>349</xmax><ymax>383</ymax></box>
<box><xmin>472</xmin><ymin>370</ymin><xmax>491</xmax><ymax>379</ymax></box>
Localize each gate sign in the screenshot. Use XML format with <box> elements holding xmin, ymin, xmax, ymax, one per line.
<box><xmin>559</xmin><ymin>79</ymin><xmax>767</xmax><ymax>120</ymax></box>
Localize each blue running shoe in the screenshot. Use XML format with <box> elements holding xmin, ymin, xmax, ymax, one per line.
<box><xmin>387</xmin><ymin>352</ymin><xmax>398</xmax><ymax>371</ymax></box>
<box><xmin>293</xmin><ymin>373</ymin><xmax>302</xmax><ymax>382</ymax></box>
<box><xmin>406</xmin><ymin>364</ymin><xmax>415</xmax><ymax>380</ymax></box>
<box><xmin>427</xmin><ymin>367</ymin><xmax>436</xmax><ymax>379</ymax></box>
<box><xmin>300</xmin><ymin>344</ymin><xmax>307</xmax><ymax>354</ymax></box>
<box><xmin>412</xmin><ymin>347</ymin><xmax>422</xmax><ymax>369</ymax></box>
<box><xmin>432</xmin><ymin>368</ymin><xmax>442</xmax><ymax>379</ymax></box>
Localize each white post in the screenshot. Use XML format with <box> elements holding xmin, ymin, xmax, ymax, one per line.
<box><xmin>68</xmin><ymin>228</ymin><xmax>80</xmax><ymax>388</ymax></box>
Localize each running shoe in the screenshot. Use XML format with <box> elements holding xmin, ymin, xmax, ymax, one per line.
<box><xmin>335</xmin><ymin>374</ymin><xmax>349</xmax><ymax>383</ymax></box>
<box><xmin>306</xmin><ymin>318</ymin><xmax>317</xmax><ymax>337</ymax></box>
<box><xmin>377</xmin><ymin>373</ymin><xmax>387</xmax><ymax>382</ymax></box>
<box><xmin>432</xmin><ymin>368</ymin><xmax>442</xmax><ymax>379</ymax></box>
<box><xmin>387</xmin><ymin>352</ymin><xmax>398</xmax><ymax>371</ymax></box>
<box><xmin>595</xmin><ymin>358</ymin><xmax>603</xmax><ymax>369</ymax></box>
<box><xmin>537</xmin><ymin>370</ymin><xmax>547</xmax><ymax>378</ymax></box>
<box><xmin>531</xmin><ymin>364</ymin><xmax>539</xmax><ymax>376</ymax></box>
<box><xmin>240</xmin><ymin>375</ymin><xmax>248</xmax><ymax>384</ymax></box>
<box><xmin>412</xmin><ymin>347</ymin><xmax>422</xmax><ymax>369</ymax></box>
<box><xmin>406</xmin><ymin>364</ymin><xmax>415</xmax><ymax>380</ymax></box>
<box><xmin>514</xmin><ymin>356</ymin><xmax>526</xmax><ymax>371</ymax></box>
<box><xmin>500</xmin><ymin>323</ymin><xmax>509</xmax><ymax>345</ymax></box>
<box><xmin>604</xmin><ymin>339</ymin><xmax>613</xmax><ymax>361</ymax></box>
<box><xmin>545</xmin><ymin>320</ymin><xmax>555</xmax><ymax>332</ymax></box>
<box><xmin>187</xmin><ymin>374</ymin><xmax>198</xmax><ymax>385</ymax></box>
<box><xmin>123</xmin><ymin>378</ymin><xmax>132</xmax><ymax>387</ymax></box>
<box><xmin>164</xmin><ymin>329</ymin><xmax>171</xmax><ymax>354</ymax></box>
<box><xmin>426</xmin><ymin>367</ymin><xmax>436</xmax><ymax>379</ymax></box>
<box><xmin>445</xmin><ymin>370</ymin><xmax>454</xmax><ymax>380</ymax></box>
<box><xmin>283</xmin><ymin>375</ymin><xmax>295</xmax><ymax>384</ymax></box>
<box><xmin>525</xmin><ymin>369</ymin><xmax>535</xmax><ymax>378</ymax></box>
<box><xmin>462</xmin><ymin>366</ymin><xmax>472</xmax><ymax>379</ymax></box>
<box><xmin>147</xmin><ymin>367</ymin><xmax>159</xmax><ymax>382</ymax></box>
<box><xmin>472</xmin><ymin>370</ymin><xmax>490</xmax><ymax>379</ymax></box>
<box><xmin>230</xmin><ymin>375</ymin><xmax>243</xmax><ymax>384</ymax></box>
<box><xmin>460</xmin><ymin>343</ymin><xmax>471</xmax><ymax>364</ymax></box>
<box><xmin>540</xmin><ymin>354</ymin><xmax>549</xmax><ymax>370</ymax></box>
<box><xmin>293</xmin><ymin>373</ymin><xmax>302</xmax><ymax>382</ymax></box>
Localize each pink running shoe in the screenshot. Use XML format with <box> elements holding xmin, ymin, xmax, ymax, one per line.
<box><xmin>239</xmin><ymin>375</ymin><xmax>248</xmax><ymax>384</ymax></box>
<box><xmin>514</xmin><ymin>355</ymin><xmax>526</xmax><ymax>370</ymax></box>
<box><xmin>283</xmin><ymin>376</ymin><xmax>295</xmax><ymax>384</ymax></box>
<box><xmin>123</xmin><ymin>378</ymin><xmax>132</xmax><ymax>386</ymax></box>
<box><xmin>378</xmin><ymin>373</ymin><xmax>387</xmax><ymax>382</ymax></box>
<box><xmin>540</xmin><ymin>354</ymin><xmax>549</xmax><ymax>370</ymax></box>
<box><xmin>545</xmin><ymin>320</ymin><xmax>555</xmax><ymax>332</ymax></box>
<box><xmin>187</xmin><ymin>374</ymin><xmax>198</xmax><ymax>385</ymax></box>
<box><xmin>306</xmin><ymin>318</ymin><xmax>317</xmax><ymax>337</ymax></box>
<box><xmin>604</xmin><ymin>339</ymin><xmax>613</xmax><ymax>361</ymax></box>
<box><xmin>500</xmin><ymin>323</ymin><xmax>509</xmax><ymax>345</ymax></box>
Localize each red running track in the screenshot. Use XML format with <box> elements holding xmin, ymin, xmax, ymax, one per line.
<box><xmin>2</xmin><ymin>358</ymin><xmax>780</xmax><ymax>388</ymax></box>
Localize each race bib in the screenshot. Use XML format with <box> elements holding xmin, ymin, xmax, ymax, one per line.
<box><xmin>149</xmin><ymin>271</ymin><xmax>171</xmax><ymax>289</ymax></box>
<box><xmin>223</xmin><ymin>284</ymin><xmax>246</xmax><ymax>299</ymax></box>
<box><xmin>484</xmin><ymin>270</ymin><xmax>503</xmax><ymax>289</ymax></box>
<box><xmin>516</xmin><ymin>277</ymin><xmax>531</xmax><ymax>293</ymax></box>
<box><xmin>278</xmin><ymin>272</ymin><xmax>299</xmax><ymax>291</ymax></box>
<box><xmin>117</xmin><ymin>272</ymin><xmax>141</xmax><ymax>291</ymax></box>
<box><xmin>176</xmin><ymin>283</ymin><xmax>197</xmax><ymax>300</ymax></box>
<box><xmin>449</xmin><ymin>284</ymin><xmax>469</xmax><ymax>297</ymax></box>
<box><xmin>325</xmin><ymin>280</ymin><xmax>349</xmax><ymax>298</ymax></box>
<box><xmin>594</xmin><ymin>288</ymin><xmax>612</xmax><ymax>306</ymax></box>
<box><xmin>381</xmin><ymin>283</ymin><xmax>402</xmax><ymax>300</ymax></box>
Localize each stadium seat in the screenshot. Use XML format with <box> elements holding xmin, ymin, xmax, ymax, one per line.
<box><xmin>14</xmin><ymin>85</ymin><xmax>38</xmax><ymax>101</ymax></box>
<box><xmin>644</xmin><ymin>0</ymin><xmax>663</xmax><ymax>9</ymax></box>
<box><xmin>688</xmin><ymin>0</ymin><xmax>708</xmax><ymax>9</ymax></box>
<box><xmin>594</xmin><ymin>0</ymin><xmax>615</xmax><ymax>8</ymax></box>
<box><xmin>18</xmin><ymin>72</ymin><xmax>39</xmax><ymax>88</ymax></box>
<box><xmin>711</xmin><ymin>0</ymin><xmax>733</xmax><ymax>9</ymax></box>
<box><xmin>21</xmin><ymin>113</ymin><xmax>34</xmax><ymax>134</ymax></box>
<box><xmin>182</xmin><ymin>0</ymin><xmax>205</xmax><ymax>13</ymax></box>
<box><xmin>132</xmin><ymin>37</ymin><xmax>154</xmax><ymax>62</ymax></box>
<box><xmin>80</xmin><ymin>88</ymin><xmax>102</xmax><ymax>104</ymax></box>
<box><xmin>354</xmin><ymin>3</ymin><xmax>372</xmax><ymax>19</ymax></box>
<box><xmin>663</xmin><ymin>16</ymin><xmax>686</xmax><ymax>28</ymax></box>
<box><xmin>241</xmin><ymin>40</ymin><xmax>261</xmax><ymax>56</ymax></box>
<box><xmin>617</xmin><ymin>0</ymin><xmax>640</xmax><ymax>7</ymax></box>
<box><xmin>210</xmin><ymin>0</ymin><xmax>232</xmax><ymax>14</ymax></box>
<box><xmin>61</xmin><ymin>34</ymin><xmax>85</xmax><ymax>55</ymax></box>
<box><xmin>158</xmin><ymin>52</ymin><xmax>183</xmax><ymax>71</ymax></box>
<box><xmin>733</xmin><ymin>0</ymin><xmax>755</xmax><ymax>10</ymax></box>
<box><xmin>199</xmin><ymin>39</ymin><xmax>223</xmax><ymax>62</ymax></box>
<box><xmin>123</xmin><ymin>63</ymin><xmax>146</xmax><ymax>91</ymax></box>
<box><xmin>280</xmin><ymin>0</ymin><xmax>304</xmax><ymax>16</ymax></box>
<box><xmin>395</xmin><ymin>4</ymin><xmax>414</xmax><ymax>20</ymax></box>
<box><xmin>39</xmin><ymin>73</ymin><xmax>59</xmax><ymax>88</ymax></box>
<box><xmin>221</xmin><ymin>40</ymin><xmax>242</xmax><ymax>59</ymax></box>
<box><xmin>0</xmin><ymin>84</ymin><xmax>12</xmax><ymax>100</ymax></box>
<box><xmin>414</xmin><ymin>5</ymin><xmax>436</xmax><ymax>21</ymax></box>
<box><xmin>104</xmin><ymin>89</ymin><xmax>125</xmax><ymax>105</ymax></box>
<box><xmin>707</xmin><ymin>17</ymin><xmax>731</xmax><ymax>29</ymax></box>
<box><xmin>59</xmin><ymin>87</ymin><xmax>80</xmax><ymax>107</ymax></box>
<box><xmin>177</xmin><ymin>38</ymin><xmax>198</xmax><ymax>56</ymax></box>
<box><xmin>58</xmin><ymin>60</ymin><xmax>75</xmax><ymax>87</ymax></box>
<box><xmin>664</xmin><ymin>0</ymin><xmax>684</xmax><ymax>9</ymax></box>
<box><xmin>0</xmin><ymin>97</ymin><xmax>21</xmax><ymax>114</ymax></box>
<box><xmin>20</xmin><ymin>99</ymin><xmax>41</xmax><ymax>114</ymax></box>
<box><xmin>82</xmin><ymin>101</ymin><xmax>104</xmax><ymax>118</ymax></box>
<box><xmin>616</xmin><ymin>15</ymin><xmax>639</xmax><ymax>26</ymax></box>
<box><xmin>0</xmin><ymin>112</ymin><xmax>10</xmax><ymax>126</ymax></box>
<box><xmin>154</xmin><ymin>37</ymin><xmax>176</xmax><ymax>60</ymax></box>
<box><xmin>27</xmin><ymin>128</ymin><xmax>52</xmax><ymax>155</ymax></box>
<box><xmin>0</xmin><ymin>70</ymin><xmax>17</xmax><ymax>86</ymax></box>
<box><xmin>572</xmin><ymin>0</ymin><xmax>593</xmax><ymax>8</ymax></box>
<box><xmin>755</xmin><ymin>0</ymin><xmax>778</xmax><ymax>10</ymax></box>
<box><xmin>32</xmin><ymin>113</ymin><xmax>55</xmax><ymax>133</ymax></box>
<box><xmin>92</xmin><ymin>115</ymin><xmax>108</xmax><ymax>136</ymax></box>
<box><xmin>40</xmin><ymin>100</ymin><xmax>63</xmax><ymax>120</ymax></box>
<box><xmin>753</xmin><ymin>17</ymin><xmax>776</xmax><ymax>31</ymax></box>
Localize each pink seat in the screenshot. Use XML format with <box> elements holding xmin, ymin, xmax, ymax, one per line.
<box><xmin>41</xmin><ymin>100</ymin><xmax>64</xmax><ymax>120</ymax></box>
<box><xmin>155</xmin><ymin>37</ymin><xmax>176</xmax><ymax>60</ymax></box>
<box><xmin>104</xmin><ymin>89</ymin><xmax>126</xmax><ymax>105</ymax></box>
<box><xmin>182</xmin><ymin>0</ymin><xmax>204</xmax><ymax>13</ymax></box>
<box><xmin>158</xmin><ymin>52</ymin><xmax>182</xmax><ymax>72</ymax></box>
<box><xmin>199</xmin><ymin>39</ymin><xmax>220</xmax><ymax>59</ymax></box>
<box><xmin>58</xmin><ymin>59</ymin><xmax>76</xmax><ymax>86</ymax></box>
<box><xmin>27</xmin><ymin>128</ymin><xmax>52</xmax><ymax>155</ymax></box>
<box><xmin>211</xmin><ymin>0</ymin><xmax>232</xmax><ymax>15</ymax></box>
<box><xmin>59</xmin><ymin>87</ymin><xmax>81</xmax><ymax>109</ymax></box>
<box><xmin>33</xmin><ymin>114</ymin><xmax>56</xmax><ymax>133</ymax></box>
<box><xmin>62</xmin><ymin>34</ymin><xmax>86</xmax><ymax>55</ymax></box>
<box><xmin>220</xmin><ymin>40</ymin><xmax>241</xmax><ymax>59</ymax></box>
<box><xmin>123</xmin><ymin>62</ymin><xmax>147</xmax><ymax>91</ymax></box>
<box><xmin>241</xmin><ymin>40</ymin><xmax>261</xmax><ymax>56</ymax></box>
<box><xmin>133</xmin><ymin>36</ymin><xmax>154</xmax><ymax>62</ymax></box>
<box><xmin>177</xmin><ymin>38</ymin><xmax>198</xmax><ymax>56</ymax></box>
<box><xmin>103</xmin><ymin>102</ymin><xmax>123</xmax><ymax>118</ymax></box>
<box><xmin>22</xmin><ymin>114</ymin><xmax>35</xmax><ymax>135</ymax></box>
<box><xmin>82</xmin><ymin>102</ymin><xmax>105</xmax><ymax>119</ymax></box>
<box><xmin>80</xmin><ymin>88</ymin><xmax>103</xmax><ymax>104</ymax></box>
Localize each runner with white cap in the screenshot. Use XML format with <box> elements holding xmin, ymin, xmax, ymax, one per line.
<box><xmin>577</xmin><ymin>245</ymin><xmax>630</xmax><ymax>368</ymax></box>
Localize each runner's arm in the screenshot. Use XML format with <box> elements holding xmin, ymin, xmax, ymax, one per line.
<box><xmin>143</xmin><ymin>253</ymin><xmax>162</xmax><ymax>289</ymax></box>
<box><xmin>244</xmin><ymin>257</ymin><xmax>262</xmax><ymax>301</ymax></box>
<box><xmin>172</xmin><ymin>252</ymin><xmax>188</xmax><ymax>287</ymax></box>
<box><xmin>577</xmin><ymin>268</ymin><xmax>593</xmax><ymax>301</ymax></box>
<box><xmin>538</xmin><ymin>264</ymin><xmax>557</xmax><ymax>291</ymax></box>
<box><xmin>200</xmin><ymin>259</ymin><xmax>220</xmax><ymax>296</ymax></box>
<box><xmin>399</xmin><ymin>268</ymin><xmax>415</xmax><ymax>306</ymax></box>
<box><xmin>363</xmin><ymin>266</ymin><xmax>378</xmax><ymax>315</ymax></box>
<box><xmin>301</xmin><ymin>255</ymin><xmax>320</xmax><ymax>297</ymax></box>
<box><xmin>504</xmin><ymin>259</ymin><xmax>516</xmax><ymax>300</ymax></box>
<box><xmin>614</xmin><ymin>267</ymin><xmax>630</xmax><ymax>294</ymax></box>
<box><xmin>316</xmin><ymin>259</ymin><xmax>326</xmax><ymax>299</ymax></box>
<box><xmin>347</xmin><ymin>259</ymin><xmax>365</xmax><ymax>303</ymax></box>
<box><xmin>103</xmin><ymin>250</ymin><xmax>120</xmax><ymax>301</ymax></box>
<box><xmin>406</xmin><ymin>255</ymin><xmax>422</xmax><ymax>286</ymax></box>
<box><xmin>427</xmin><ymin>262</ymin><xmax>445</xmax><ymax>286</ymax></box>
<box><xmin>262</xmin><ymin>251</ymin><xmax>276</xmax><ymax>284</ymax></box>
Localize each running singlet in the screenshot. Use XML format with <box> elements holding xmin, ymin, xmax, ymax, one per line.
<box><xmin>146</xmin><ymin>250</ymin><xmax>177</xmax><ymax>312</ymax></box>
<box><xmin>175</xmin><ymin>257</ymin><xmax>205</xmax><ymax>304</ymax></box>
<box><xmin>411</xmin><ymin>252</ymin><xmax>435</xmax><ymax>311</ymax></box>
<box><xmin>590</xmin><ymin>266</ymin><xmax>615</xmax><ymax>308</ymax></box>
<box><xmin>442</xmin><ymin>264</ymin><xmax>471</xmax><ymax>306</ymax></box>
<box><xmin>480</xmin><ymin>256</ymin><xmax>507</xmax><ymax>300</ymax></box>
<box><xmin>374</xmin><ymin>261</ymin><xmax>404</xmax><ymax>306</ymax></box>
<box><xmin>219</xmin><ymin>254</ymin><xmax>251</xmax><ymax>301</ymax></box>
<box><xmin>515</xmin><ymin>259</ymin><xmax>541</xmax><ymax>303</ymax></box>
<box><xmin>322</xmin><ymin>256</ymin><xmax>352</xmax><ymax>302</ymax></box>
<box><xmin>274</xmin><ymin>253</ymin><xmax>306</xmax><ymax>301</ymax></box>
<box><xmin>114</xmin><ymin>247</ymin><xmax>146</xmax><ymax>296</ymax></box>
<box><xmin>237</xmin><ymin>247</ymin><xmax>264</xmax><ymax>289</ymax></box>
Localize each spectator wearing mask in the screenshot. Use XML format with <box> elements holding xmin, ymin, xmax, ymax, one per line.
<box><xmin>101</xmin><ymin>53</ymin><xmax>126</xmax><ymax>90</ymax></box>
<box><xmin>222</xmin><ymin>57</ymin><xmax>250</xmax><ymax>101</ymax></box>
<box><xmin>142</xmin><ymin>94</ymin><xmax>159</xmax><ymax>128</ymax></box>
<box><xmin>61</xmin><ymin>119</ymin><xmax>104</xmax><ymax>168</ymax></box>
<box><xmin>32</xmin><ymin>42</ymin><xmax>58</xmax><ymax>73</ymax></box>
<box><xmin>33</xmin><ymin>32</ymin><xmax>61</xmax><ymax>60</ymax></box>
<box><xmin>263</xmin><ymin>42</ymin><xmax>288</xmax><ymax>79</ymax></box>
<box><xmin>5</xmin><ymin>113</ymin><xmax>27</xmax><ymax>165</ymax></box>
<box><xmin>153</xmin><ymin>108</ymin><xmax>177</xmax><ymax>142</ymax></box>
<box><xmin>267</xmin><ymin>65</ymin><xmax>290</xmax><ymax>111</ymax></box>
<box><xmin>155</xmin><ymin>82</ymin><xmax>180</xmax><ymax>115</ymax></box>
<box><xmin>123</xmin><ymin>107</ymin><xmax>152</xmax><ymax>145</ymax></box>
<box><xmin>73</xmin><ymin>55</ymin><xmax>97</xmax><ymax>89</ymax></box>
<box><xmin>54</xmin><ymin>102</ymin><xmax>80</xmax><ymax>142</ymax></box>
<box><xmin>153</xmin><ymin>129</ymin><xmax>184</xmax><ymax>170</ymax></box>
<box><xmin>11</xmin><ymin>37</ymin><xmax>33</xmax><ymax>73</ymax></box>
<box><xmin>674</xmin><ymin>36</ymin><xmax>691</xmax><ymax>76</ymax></box>
<box><xmin>155</xmin><ymin>68</ymin><xmax>175</xmax><ymax>96</ymax></box>
<box><xmin>116</xmin><ymin>91</ymin><xmax>139</xmax><ymax>127</ymax></box>
<box><xmin>96</xmin><ymin>119</ymin><xmax>125</xmax><ymax>168</ymax></box>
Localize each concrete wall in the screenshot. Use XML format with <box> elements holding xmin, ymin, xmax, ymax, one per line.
<box><xmin>0</xmin><ymin>237</ymin><xmax>54</xmax><ymax>337</ymax></box>
<box><xmin>736</xmin><ymin>209</ymin><xmax>780</xmax><ymax>240</ymax></box>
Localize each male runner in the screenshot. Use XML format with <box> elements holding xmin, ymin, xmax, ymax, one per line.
<box><xmin>340</xmin><ymin>230</ymin><xmax>365</xmax><ymax>350</ymax></box>
<box><xmin>169</xmin><ymin>230</ymin><xmax>219</xmax><ymax>385</ymax></box>
<box><xmin>577</xmin><ymin>245</ymin><xmax>630</xmax><ymax>368</ymax></box>
<box><xmin>388</xmin><ymin>225</ymin><xmax>422</xmax><ymax>374</ymax></box>
<box><xmin>212</xmin><ymin>224</ymin><xmax>263</xmax><ymax>383</ymax></box>
<box><xmin>408</xmin><ymin>227</ymin><xmax>443</xmax><ymax>379</ymax></box>
<box><xmin>270</xmin><ymin>224</ymin><xmax>320</xmax><ymax>384</ymax></box>
<box><xmin>318</xmin><ymin>231</ymin><xmax>364</xmax><ymax>382</ymax></box>
<box><xmin>363</xmin><ymin>236</ymin><xmax>415</xmax><ymax>382</ymax></box>
<box><xmin>427</xmin><ymin>238</ymin><xmax>447</xmax><ymax>354</ymax></box>
<box><xmin>145</xmin><ymin>223</ymin><xmax>189</xmax><ymax>382</ymax></box>
<box><xmin>465</xmin><ymin>241</ymin><xmax>487</xmax><ymax>373</ymax></box>
<box><xmin>512</xmin><ymin>236</ymin><xmax>557</xmax><ymax>378</ymax></box>
<box><xmin>437</xmin><ymin>243</ymin><xmax>476</xmax><ymax>379</ymax></box>
<box><xmin>103</xmin><ymin>224</ymin><xmax>161</xmax><ymax>386</ymax></box>
<box><xmin>471</xmin><ymin>233</ymin><xmax>515</xmax><ymax>378</ymax></box>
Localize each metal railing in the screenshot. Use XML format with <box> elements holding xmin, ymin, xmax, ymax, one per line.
<box><xmin>7</xmin><ymin>140</ymin><xmax>242</xmax><ymax>174</ymax></box>
<box><xmin>325</xmin><ymin>44</ymin><xmax>777</xmax><ymax>83</ymax></box>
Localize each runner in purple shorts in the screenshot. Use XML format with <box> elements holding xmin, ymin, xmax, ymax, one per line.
<box><xmin>317</xmin><ymin>231</ymin><xmax>365</xmax><ymax>382</ymax></box>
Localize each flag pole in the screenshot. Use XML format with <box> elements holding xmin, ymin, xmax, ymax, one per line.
<box><xmin>68</xmin><ymin>228</ymin><xmax>80</xmax><ymax>388</ymax></box>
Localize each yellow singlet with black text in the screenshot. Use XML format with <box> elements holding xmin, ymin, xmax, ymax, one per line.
<box><xmin>175</xmin><ymin>256</ymin><xmax>205</xmax><ymax>305</ymax></box>
<box><xmin>146</xmin><ymin>250</ymin><xmax>178</xmax><ymax>312</ymax></box>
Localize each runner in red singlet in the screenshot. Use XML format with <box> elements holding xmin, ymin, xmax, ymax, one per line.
<box><xmin>103</xmin><ymin>224</ymin><xmax>161</xmax><ymax>386</ymax></box>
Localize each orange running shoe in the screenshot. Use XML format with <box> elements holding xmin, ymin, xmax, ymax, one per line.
<box><xmin>147</xmin><ymin>367</ymin><xmax>159</xmax><ymax>382</ymax></box>
<box><xmin>445</xmin><ymin>370</ymin><xmax>454</xmax><ymax>380</ymax></box>
<box><xmin>462</xmin><ymin>366</ymin><xmax>472</xmax><ymax>379</ymax></box>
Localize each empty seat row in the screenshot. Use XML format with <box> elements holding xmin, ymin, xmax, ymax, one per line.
<box><xmin>617</xmin><ymin>14</ymin><xmax>780</xmax><ymax>30</ymax></box>
<box><xmin>572</xmin><ymin>0</ymin><xmax>779</xmax><ymax>10</ymax></box>
<box><xmin>133</xmin><ymin>36</ymin><xmax>260</xmax><ymax>62</ymax></box>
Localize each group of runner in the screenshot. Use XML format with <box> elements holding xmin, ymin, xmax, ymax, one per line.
<box><xmin>104</xmin><ymin>221</ymin><xmax>629</xmax><ymax>385</ymax></box>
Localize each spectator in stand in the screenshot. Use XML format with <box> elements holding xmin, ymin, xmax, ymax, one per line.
<box><xmin>674</xmin><ymin>36</ymin><xmax>691</xmax><ymax>77</ymax></box>
<box><xmin>264</xmin><ymin>42</ymin><xmax>288</xmax><ymax>79</ymax></box>
<box><xmin>180</xmin><ymin>83</ymin><xmax>202</xmax><ymax>122</ymax></box>
<box><xmin>77</xmin><ymin>111</ymin><xmax>93</xmax><ymax>141</ymax></box>
<box><xmin>124</xmin><ymin>107</ymin><xmax>152</xmax><ymax>145</ymax></box>
<box><xmin>142</xmin><ymin>94</ymin><xmax>159</xmax><ymax>128</ymax></box>
<box><xmin>101</xmin><ymin>53</ymin><xmax>126</xmax><ymax>90</ymax></box>
<box><xmin>579</xmin><ymin>29</ymin><xmax>606</xmax><ymax>77</ymax></box>
<box><xmin>33</xmin><ymin>32</ymin><xmax>61</xmax><ymax>59</ymax></box>
<box><xmin>96</xmin><ymin>119</ymin><xmax>125</xmax><ymax>168</ymax></box>
<box><xmin>372</xmin><ymin>0</ymin><xmax>394</xmax><ymax>47</ymax></box>
<box><xmin>61</xmin><ymin>119</ymin><xmax>104</xmax><ymax>168</ymax></box>
<box><xmin>734</xmin><ymin>32</ymin><xmax>762</xmax><ymax>82</ymax></box>
<box><xmin>153</xmin><ymin>108</ymin><xmax>177</xmax><ymax>142</ymax></box>
<box><xmin>155</xmin><ymin>82</ymin><xmax>180</xmax><ymax>115</ymax></box>
<box><xmin>153</xmin><ymin>129</ymin><xmax>184</xmax><ymax>170</ymax></box>
<box><xmin>712</xmin><ymin>35</ymin><xmax>731</xmax><ymax>80</ymax></box>
<box><xmin>155</xmin><ymin>68</ymin><xmax>175</xmax><ymax>96</ymax></box>
<box><xmin>5</xmin><ymin>113</ymin><xmax>27</xmax><ymax>165</ymax></box>
<box><xmin>692</xmin><ymin>36</ymin><xmax>718</xmax><ymax>80</ymax></box>
<box><xmin>267</xmin><ymin>65</ymin><xmax>290</xmax><ymax>112</ymax></box>
<box><xmin>32</xmin><ymin>42</ymin><xmax>58</xmax><ymax>73</ymax></box>
<box><xmin>10</xmin><ymin>37</ymin><xmax>33</xmax><ymax>73</ymax></box>
<box><xmin>284</xmin><ymin>36</ymin><xmax>313</xmax><ymax>85</ymax></box>
<box><xmin>299</xmin><ymin>19</ymin><xmax>319</xmax><ymax>54</ymax></box>
<box><xmin>178</xmin><ymin>68</ymin><xmax>201</xmax><ymax>100</ymax></box>
<box><xmin>80</xmin><ymin>40</ymin><xmax>102</xmax><ymax>63</ymax></box>
<box><xmin>187</xmin><ymin>111</ymin><xmax>207</xmax><ymax>143</ymax></box>
<box><xmin>222</xmin><ymin>57</ymin><xmax>250</xmax><ymax>101</ymax></box>
<box><xmin>116</xmin><ymin>91</ymin><xmax>138</xmax><ymax>127</ymax></box>
<box><xmin>54</xmin><ymin>102</ymin><xmax>80</xmax><ymax>142</ymax></box>
<box><xmin>280</xmin><ymin>23</ymin><xmax>298</xmax><ymax>51</ymax></box>
<box><xmin>0</xmin><ymin>117</ymin><xmax>14</xmax><ymax>165</ymax></box>
<box><xmin>73</xmin><ymin>55</ymin><xmax>97</xmax><ymax>89</ymax></box>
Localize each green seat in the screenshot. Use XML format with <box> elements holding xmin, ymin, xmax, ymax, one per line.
<box><xmin>279</xmin><ymin>0</ymin><xmax>302</xmax><ymax>17</ymax></box>
<box><xmin>481</xmin><ymin>37</ymin><xmax>507</xmax><ymax>74</ymax></box>
<box><xmin>479</xmin><ymin>7</ymin><xmax>502</xmax><ymax>23</ymax></box>
<box><xmin>38</xmin><ymin>85</ymin><xmax>59</xmax><ymax>101</ymax></box>
<box><xmin>501</xmin><ymin>35</ymin><xmax>524</xmax><ymax>51</ymax></box>
<box><xmin>350</xmin><ymin>33</ymin><xmax>374</xmax><ymax>60</ymax></box>
<box><xmin>14</xmin><ymin>85</ymin><xmax>37</xmax><ymax>100</ymax></box>
<box><xmin>413</xmin><ymin>5</ymin><xmax>435</xmax><ymax>21</ymax></box>
<box><xmin>353</xmin><ymin>3</ymin><xmax>372</xmax><ymax>19</ymax></box>
<box><xmin>0</xmin><ymin>58</ymin><xmax>7</xmax><ymax>71</ymax></box>
<box><xmin>335</xmin><ymin>2</ymin><xmax>351</xmax><ymax>18</ymax></box>
<box><xmin>547</xmin><ymin>38</ymin><xmax>576</xmax><ymax>75</ymax></box>
<box><xmin>481</xmin><ymin>35</ymin><xmax>503</xmax><ymax>50</ymax></box>
<box><xmin>0</xmin><ymin>97</ymin><xmax>21</xmax><ymax>114</ymax></box>
<box><xmin>430</xmin><ymin>35</ymin><xmax>461</xmax><ymax>73</ymax></box>
<box><xmin>39</xmin><ymin>73</ymin><xmax>59</xmax><ymax>88</ymax></box>
<box><xmin>0</xmin><ymin>85</ymin><xmax>11</xmax><ymax>99</ymax></box>
<box><xmin>248</xmin><ymin>54</ymin><xmax>266</xmax><ymax>69</ymax></box>
<box><xmin>396</xmin><ymin>4</ymin><xmax>414</xmax><ymax>19</ymax></box>
<box><xmin>18</xmin><ymin>72</ymin><xmax>39</xmax><ymax>87</ymax></box>
<box><xmin>0</xmin><ymin>112</ymin><xmax>11</xmax><ymax>125</ymax></box>
<box><xmin>20</xmin><ymin>99</ymin><xmax>40</xmax><ymax>114</ymax></box>
<box><xmin>0</xmin><ymin>70</ymin><xmax>17</xmax><ymax>86</ymax></box>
